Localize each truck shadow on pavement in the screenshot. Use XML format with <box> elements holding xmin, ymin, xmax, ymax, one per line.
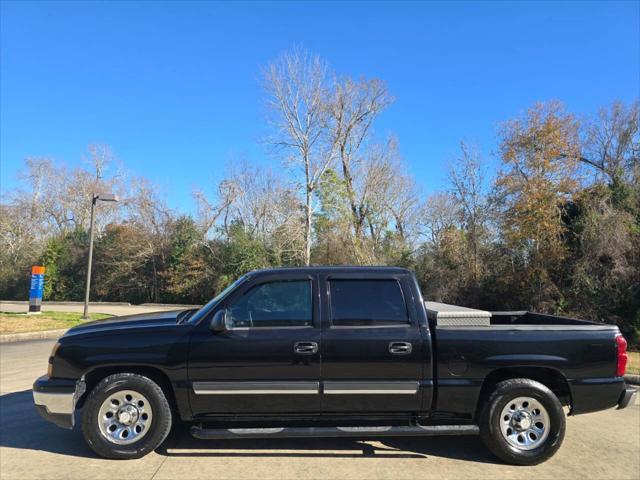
<box><xmin>1</xmin><ymin>390</ymin><xmax>499</xmax><ymax>464</ymax></box>
<box><xmin>157</xmin><ymin>424</ymin><xmax>500</xmax><ymax>463</ymax></box>
<box><xmin>0</xmin><ymin>390</ymin><xmax>95</xmax><ymax>458</ymax></box>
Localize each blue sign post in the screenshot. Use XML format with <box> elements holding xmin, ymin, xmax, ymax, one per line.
<box><xmin>29</xmin><ymin>266</ymin><xmax>45</xmax><ymax>314</ymax></box>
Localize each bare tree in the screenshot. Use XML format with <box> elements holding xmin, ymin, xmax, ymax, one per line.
<box><xmin>326</xmin><ymin>77</ymin><xmax>393</xmax><ymax>241</ymax></box>
<box><xmin>123</xmin><ymin>177</ymin><xmax>175</xmax><ymax>302</ymax></box>
<box><xmin>448</xmin><ymin>141</ymin><xmax>490</xmax><ymax>282</ymax></box>
<box><xmin>195</xmin><ymin>162</ymin><xmax>306</xmax><ymax>262</ymax></box>
<box><xmin>0</xmin><ymin>202</ymin><xmax>42</xmax><ymax>265</ymax></box>
<box><xmin>581</xmin><ymin>100</ymin><xmax>639</xmax><ymax>186</ymax></box>
<box><xmin>383</xmin><ymin>178</ymin><xmax>419</xmax><ymax>243</ymax></box>
<box><xmin>263</xmin><ymin>48</ymin><xmax>334</xmax><ymax>265</ymax></box>
<box><xmin>365</xmin><ymin>139</ymin><xmax>419</xmax><ymax>242</ymax></box>
<box><xmin>419</xmin><ymin>192</ymin><xmax>460</xmax><ymax>246</ymax></box>
<box><xmin>10</xmin><ymin>148</ymin><xmax>124</xmax><ymax>236</ymax></box>
<box><xmin>194</xmin><ymin>180</ymin><xmax>239</xmax><ymax>238</ymax></box>
<box><xmin>315</xmin><ymin>137</ymin><xmax>418</xmax><ymax>262</ymax></box>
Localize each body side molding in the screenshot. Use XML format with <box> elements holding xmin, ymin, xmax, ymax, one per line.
<box><xmin>192</xmin><ymin>381</ymin><xmax>320</xmax><ymax>395</ymax></box>
<box><xmin>323</xmin><ymin>381</ymin><xmax>419</xmax><ymax>395</ymax></box>
<box><xmin>192</xmin><ymin>381</ymin><xmax>421</xmax><ymax>395</ymax></box>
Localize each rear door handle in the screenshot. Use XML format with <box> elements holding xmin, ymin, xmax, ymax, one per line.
<box><xmin>389</xmin><ymin>341</ymin><xmax>412</xmax><ymax>355</ymax></box>
<box><xmin>294</xmin><ymin>341</ymin><xmax>318</xmax><ymax>355</ymax></box>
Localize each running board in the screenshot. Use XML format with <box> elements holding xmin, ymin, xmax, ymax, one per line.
<box><xmin>190</xmin><ymin>424</ymin><xmax>479</xmax><ymax>440</ymax></box>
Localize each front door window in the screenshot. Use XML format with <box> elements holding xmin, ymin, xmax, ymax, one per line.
<box><xmin>227</xmin><ymin>280</ymin><xmax>312</xmax><ymax>328</ymax></box>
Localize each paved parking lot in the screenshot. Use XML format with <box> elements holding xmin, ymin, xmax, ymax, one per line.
<box><xmin>1</xmin><ymin>339</ymin><xmax>638</xmax><ymax>480</ymax></box>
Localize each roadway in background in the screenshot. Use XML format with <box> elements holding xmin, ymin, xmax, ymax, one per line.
<box><xmin>0</xmin><ymin>301</ymin><xmax>196</xmax><ymax>316</ymax></box>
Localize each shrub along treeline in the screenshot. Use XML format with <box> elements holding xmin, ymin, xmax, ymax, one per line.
<box><xmin>1</xmin><ymin>50</ymin><xmax>638</xmax><ymax>346</ymax></box>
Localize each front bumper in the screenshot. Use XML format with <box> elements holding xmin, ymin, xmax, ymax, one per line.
<box><xmin>32</xmin><ymin>375</ymin><xmax>85</xmax><ymax>429</ymax></box>
<box><xmin>617</xmin><ymin>385</ymin><xmax>637</xmax><ymax>410</ymax></box>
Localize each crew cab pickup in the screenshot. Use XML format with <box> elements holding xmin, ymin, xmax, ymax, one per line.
<box><xmin>33</xmin><ymin>267</ymin><xmax>636</xmax><ymax>464</ymax></box>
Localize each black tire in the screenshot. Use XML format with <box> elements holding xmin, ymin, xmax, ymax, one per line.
<box><xmin>479</xmin><ymin>378</ymin><xmax>566</xmax><ymax>466</ymax></box>
<box><xmin>81</xmin><ymin>373</ymin><xmax>172</xmax><ymax>459</ymax></box>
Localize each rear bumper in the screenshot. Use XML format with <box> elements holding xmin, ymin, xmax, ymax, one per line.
<box><xmin>617</xmin><ymin>385</ymin><xmax>637</xmax><ymax>410</ymax></box>
<box><xmin>568</xmin><ymin>377</ymin><xmax>626</xmax><ymax>414</ymax></box>
<box><xmin>32</xmin><ymin>375</ymin><xmax>85</xmax><ymax>429</ymax></box>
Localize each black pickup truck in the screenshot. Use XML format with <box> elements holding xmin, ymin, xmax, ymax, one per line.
<box><xmin>33</xmin><ymin>266</ymin><xmax>636</xmax><ymax>465</ymax></box>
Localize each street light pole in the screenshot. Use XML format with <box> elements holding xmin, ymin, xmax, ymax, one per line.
<box><xmin>83</xmin><ymin>193</ymin><xmax>118</xmax><ymax>319</ymax></box>
<box><xmin>82</xmin><ymin>196</ymin><xmax>97</xmax><ymax>319</ymax></box>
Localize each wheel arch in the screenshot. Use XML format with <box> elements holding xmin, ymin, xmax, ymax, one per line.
<box><xmin>77</xmin><ymin>365</ymin><xmax>178</xmax><ymax>416</ymax></box>
<box><xmin>476</xmin><ymin>366</ymin><xmax>572</xmax><ymax>419</ymax></box>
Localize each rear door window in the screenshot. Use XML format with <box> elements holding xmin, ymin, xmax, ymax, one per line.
<box><xmin>329</xmin><ymin>279</ymin><xmax>409</xmax><ymax>327</ymax></box>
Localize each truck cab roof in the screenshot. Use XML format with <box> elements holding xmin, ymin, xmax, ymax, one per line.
<box><xmin>246</xmin><ymin>266</ymin><xmax>413</xmax><ymax>278</ymax></box>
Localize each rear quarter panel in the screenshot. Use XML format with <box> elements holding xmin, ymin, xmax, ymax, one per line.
<box><xmin>433</xmin><ymin>324</ymin><xmax>623</xmax><ymax>418</ymax></box>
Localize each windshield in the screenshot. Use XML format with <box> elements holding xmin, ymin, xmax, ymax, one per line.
<box><xmin>187</xmin><ymin>274</ymin><xmax>248</xmax><ymax>324</ymax></box>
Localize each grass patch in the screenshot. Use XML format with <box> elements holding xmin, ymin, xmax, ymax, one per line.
<box><xmin>0</xmin><ymin>310</ymin><xmax>112</xmax><ymax>335</ymax></box>
<box><xmin>628</xmin><ymin>350</ymin><xmax>640</xmax><ymax>375</ymax></box>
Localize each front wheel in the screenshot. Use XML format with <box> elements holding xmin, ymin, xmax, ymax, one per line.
<box><xmin>479</xmin><ymin>378</ymin><xmax>566</xmax><ymax>465</ymax></box>
<box><xmin>81</xmin><ymin>373</ymin><xmax>172</xmax><ymax>459</ymax></box>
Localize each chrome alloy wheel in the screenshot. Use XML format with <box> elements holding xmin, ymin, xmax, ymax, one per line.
<box><xmin>97</xmin><ymin>390</ymin><xmax>153</xmax><ymax>445</ymax></box>
<box><xmin>499</xmin><ymin>396</ymin><xmax>550</xmax><ymax>451</ymax></box>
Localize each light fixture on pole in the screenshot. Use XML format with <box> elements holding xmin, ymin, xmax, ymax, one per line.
<box><xmin>83</xmin><ymin>193</ymin><xmax>118</xmax><ymax>319</ymax></box>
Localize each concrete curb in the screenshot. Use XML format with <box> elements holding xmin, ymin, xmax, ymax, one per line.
<box><xmin>0</xmin><ymin>329</ymin><xmax>68</xmax><ymax>344</ymax></box>
<box><xmin>140</xmin><ymin>303</ymin><xmax>202</xmax><ymax>308</ymax></box>
<box><xmin>624</xmin><ymin>374</ymin><xmax>640</xmax><ymax>386</ymax></box>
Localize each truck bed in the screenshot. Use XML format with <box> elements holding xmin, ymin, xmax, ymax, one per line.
<box><xmin>489</xmin><ymin>311</ymin><xmax>601</xmax><ymax>326</ymax></box>
<box><xmin>431</xmin><ymin>305</ymin><xmax>622</xmax><ymax>418</ymax></box>
<box><xmin>425</xmin><ymin>301</ymin><xmax>604</xmax><ymax>327</ymax></box>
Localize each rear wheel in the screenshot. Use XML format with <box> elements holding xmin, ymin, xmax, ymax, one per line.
<box><xmin>479</xmin><ymin>378</ymin><xmax>565</xmax><ymax>465</ymax></box>
<box><xmin>82</xmin><ymin>373</ymin><xmax>172</xmax><ymax>459</ymax></box>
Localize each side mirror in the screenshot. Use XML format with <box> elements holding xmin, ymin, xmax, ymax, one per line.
<box><xmin>209</xmin><ymin>310</ymin><xmax>228</xmax><ymax>333</ymax></box>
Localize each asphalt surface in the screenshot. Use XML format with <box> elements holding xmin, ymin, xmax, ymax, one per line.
<box><xmin>1</xmin><ymin>339</ymin><xmax>638</xmax><ymax>480</ymax></box>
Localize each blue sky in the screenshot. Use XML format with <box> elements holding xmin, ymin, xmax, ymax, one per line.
<box><xmin>1</xmin><ymin>0</ymin><xmax>638</xmax><ymax>212</ymax></box>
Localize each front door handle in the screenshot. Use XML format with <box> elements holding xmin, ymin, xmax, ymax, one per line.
<box><xmin>294</xmin><ymin>341</ymin><xmax>318</xmax><ymax>355</ymax></box>
<box><xmin>389</xmin><ymin>341</ymin><xmax>412</xmax><ymax>355</ymax></box>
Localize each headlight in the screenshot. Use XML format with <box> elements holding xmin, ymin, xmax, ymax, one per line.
<box><xmin>47</xmin><ymin>342</ymin><xmax>61</xmax><ymax>377</ymax></box>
